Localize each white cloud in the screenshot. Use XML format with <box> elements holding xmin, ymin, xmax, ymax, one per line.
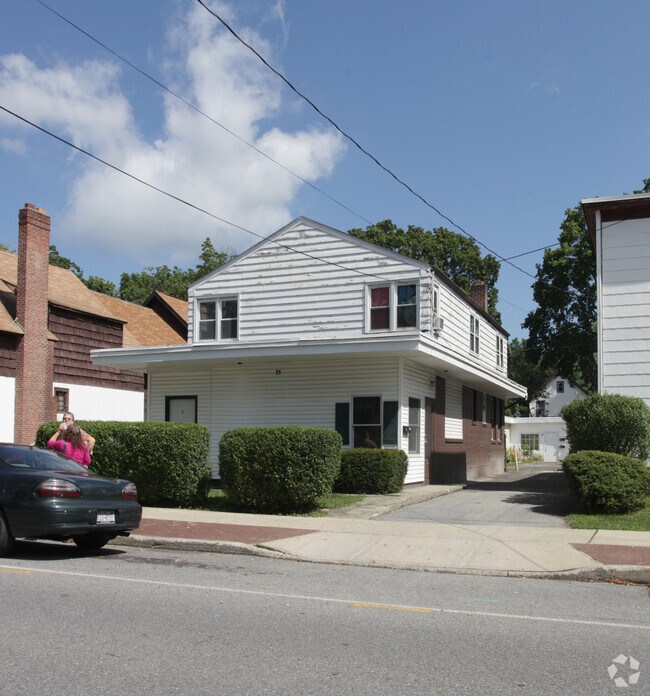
<box><xmin>0</xmin><ymin>2</ymin><xmax>346</xmax><ymax>267</ymax></box>
<box><xmin>0</xmin><ymin>137</ymin><xmax>26</xmax><ymax>154</ymax></box>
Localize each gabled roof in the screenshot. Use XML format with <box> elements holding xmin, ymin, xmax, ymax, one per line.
<box><xmin>91</xmin><ymin>292</ymin><xmax>186</xmax><ymax>347</ymax></box>
<box><xmin>188</xmin><ymin>216</ymin><xmax>430</xmax><ymax>291</ymax></box>
<box><xmin>530</xmin><ymin>374</ymin><xmax>590</xmax><ymax>399</ymax></box>
<box><xmin>0</xmin><ymin>249</ymin><xmax>115</xmax><ymax>321</ymax></box>
<box><xmin>0</xmin><ymin>248</ymin><xmax>186</xmax><ymax>348</ymax></box>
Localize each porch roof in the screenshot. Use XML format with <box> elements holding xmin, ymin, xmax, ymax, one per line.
<box><xmin>92</xmin><ymin>334</ymin><xmax>527</xmax><ymax>400</ymax></box>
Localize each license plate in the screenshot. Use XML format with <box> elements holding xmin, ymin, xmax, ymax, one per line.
<box><xmin>96</xmin><ymin>512</ymin><xmax>115</xmax><ymax>525</ymax></box>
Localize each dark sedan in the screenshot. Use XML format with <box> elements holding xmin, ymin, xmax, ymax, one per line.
<box><xmin>0</xmin><ymin>444</ymin><xmax>142</xmax><ymax>555</ymax></box>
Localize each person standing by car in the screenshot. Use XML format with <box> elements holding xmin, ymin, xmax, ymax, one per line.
<box><xmin>62</xmin><ymin>412</ymin><xmax>95</xmax><ymax>452</ymax></box>
<box><xmin>48</xmin><ymin>423</ymin><xmax>91</xmax><ymax>467</ymax></box>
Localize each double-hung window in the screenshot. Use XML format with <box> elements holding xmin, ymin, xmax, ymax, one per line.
<box><xmin>368</xmin><ymin>282</ymin><xmax>418</xmax><ymax>332</ymax></box>
<box><xmin>197</xmin><ymin>297</ymin><xmax>238</xmax><ymax>341</ymax></box>
<box><xmin>470</xmin><ymin>315</ymin><xmax>480</xmax><ymax>354</ymax></box>
<box><xmin>496</xmin><ymin>336</ymin><xmax>504</xmax><ymax>368</ymax></box>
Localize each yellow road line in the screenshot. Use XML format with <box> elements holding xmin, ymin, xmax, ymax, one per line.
<box><xmin>352</xmin><ymin>602</ymin><xmax>433</xmax><ymax>614</ymax></box>
<box><xmin>0</xmin><ymin>566</ymin><xmax>32</xmax><ymax>574</ymax></box>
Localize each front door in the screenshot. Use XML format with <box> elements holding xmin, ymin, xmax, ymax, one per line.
<box><xmin>424</xmin><ymin>397</ymin><xmax>435</xmax><ymax>484</ymax></box>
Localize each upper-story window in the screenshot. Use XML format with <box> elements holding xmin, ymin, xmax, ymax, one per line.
<box><xmin>556</xmin><ymin>380</ymin><xmax>564</xmax><ymax>393</ymax></box>
<box><xmin>197</xmin><ymin>297</ymin><xmax>238</xmax><ymax>341</ymax></box>
<box><xmin>496</xmin><ymin>336</ymin><xmax>504</xmax><ymax>368</ymax></box>
<box><xmin>470</xmin><ymin>315</ymin><xmax>480</xmax><ymax>354</ymax></box>
<box><xmin>368</xmin><ymin>283</ymin><xmax>418</xmax><ymax>332</ymax></box>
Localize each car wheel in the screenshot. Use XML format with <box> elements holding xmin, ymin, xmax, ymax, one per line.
<box><xmin>73</xmin><ymin>533</ymin><xmax>111</xmax><ymax>551</ymax></box>
<box><xmin>0</xmin><ymin>510</ymin><xmax>15</xmax><ymax>556</ymax></box>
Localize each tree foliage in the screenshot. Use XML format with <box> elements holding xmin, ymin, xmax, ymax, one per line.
<box><xmin>41</xmin><ymin>237</ymin><xmax>231</xmax><ymax>304</ymax></box>
<box><xmin>49</xmin><ymin>244</ymin><xmax>83</xmax><ymax>278</ymax></box>
<box><xmin>348</xmin><ymin>220</ymin><xmax>501</xmax><ymax>321</ymax></box>
<box><xmin>506</xmin><ymin>338</ymin><xmax>550</xmax><ymax>415</ymax></box>
<box><xmin>119</xmin><ymin>238</ymin><xmax>231</xmax><ymax>304</ymax></box>
<box><xmin>522</xmin><ymin>205</ymin><xmax>597</xmax><ymax>393</ymax></box>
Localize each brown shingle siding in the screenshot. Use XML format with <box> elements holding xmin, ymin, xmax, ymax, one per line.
<box><xmin>49</xmin><ymin>307</ymin><xmax>145</xmax><ymax>391</ymax></box>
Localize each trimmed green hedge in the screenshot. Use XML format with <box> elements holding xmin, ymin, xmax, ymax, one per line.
<box><xmin>35</xmin><ymin>421</ymin><xmax>211</xmax><ymax>507</ymax></box>
<box><xmin>335</xmin><ymin>448</ymin><xmax>408</xmax><ymax>494</ymax></box>
<box><xmin>562</xmin><ymin>450</ymin><xmax>650</xmax><ymax>514</ymax></box>
<box><xmin>562</xmin><ymin>393</ymin><xmax>650</xmax><ymax>460</ymax></box>
<box><xmin>219</xmin><ymin>426</ymin><xmax>342</xmax><ymax>513</ymax></box>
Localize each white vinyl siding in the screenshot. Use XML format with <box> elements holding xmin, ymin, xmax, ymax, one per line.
<box><xmin>189</xmin><ymin>222</ymin><xmax>430</xmax><ymax>344</ymax></box>
<box><xmin>400</xmin><ymin>359</ymin><xmax>436</xmax><ymax>484</ymax></box>
<box><xmin>445</xmin><ymin>380</ymin><xmax>463</xmax><ymax>440</ymax></box>
<box><xmin>150</xmin><ymin>356</ymin><xmax>401</xmax><ymax>478</ymax></box>
<box><xmin>600</xmin><ymin>218</ymin><xmax>650</xmax><ymax>405</ymax></box>
<box><xmin>431</xmin><ymin>276</ymin><xmax>507</xmax><ymax>374</ymax></box>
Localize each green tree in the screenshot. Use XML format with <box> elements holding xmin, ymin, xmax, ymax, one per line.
<box><xmin>119</xmin><ymin>238</ymin><xmax>232</xmax><ymax>304</ymax></box>
<box><xmin>193</xmin><ymin>237</ymin><xmax>231</xmax><ymax>280</ymax></box>
<box><xmin>49</xmin><ymin>244</ymin><xmax>83</xmax><ymax>278</ymax></box>
<box><xmin>84</xmin><ymin>275</ymin><xmax>117</xmax><ymax>297</ymax></box>
<box><xmin>506</xmin><ymin>338</ymin><xmax>549</xmax><ymax>416</ymax></box>
<box><xmin>523</xmin><ymin>205</ymin><xmax>597</xmax><ymax>392</ymax></box>
<box><xmin>348</xmin><ymin>220</ymin><xmax>501</xmax><ymax>320</ymax></box>
<box><xmin>119</xmin><ymin>264</ymin><xmax>194</xmax><ymax>305</ymax></box>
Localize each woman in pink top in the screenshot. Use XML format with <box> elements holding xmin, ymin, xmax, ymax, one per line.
<box><xmin>48</xmin><ymin>423</ymin><xmax>91</xmax><ymax>467</ymax></box>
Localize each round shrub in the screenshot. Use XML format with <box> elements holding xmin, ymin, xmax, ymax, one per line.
<box><xmin>335</xmin><ymin>448</ymin><xmax>408</xmax><ymax>494</ymax></box>
<box><xmin>562</xmin><ymin>450</ymin><xmax>650</xmax><ymax>514</ymax></box>
<box><xmin>561</xmin><ymin>393</ymin><xmax>650</xmax><ymax>459</ymax></box>
<box><xmin>36</xmin><ymin>421</ymin><xmax>212</xmax><ymax>507</ymax></box>
<box><xmin>218</xmin><ymin>426</ymin><xmax>342</xmax><ymax>513</ymax></box>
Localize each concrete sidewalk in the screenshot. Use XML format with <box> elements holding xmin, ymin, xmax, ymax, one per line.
<box><xmin>112</xmin><ymin>484</ymin><xmax>650</xmax><ymax>584</ymax></box>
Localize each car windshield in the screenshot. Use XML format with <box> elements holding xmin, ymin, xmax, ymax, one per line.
<box><xmin>0</xmin><ymin>445</ymin><xmax>88</xmax><ymax>474</ymax></box>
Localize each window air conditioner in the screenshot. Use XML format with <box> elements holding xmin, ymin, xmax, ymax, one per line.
<box><xmin>432</xmin><ymin>316</ymin><xmax>444</xmax><ymax>333</ymax></box>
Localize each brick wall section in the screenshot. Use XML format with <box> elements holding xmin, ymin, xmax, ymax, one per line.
<box><xmin>50</xmin><ymin>306</ymin><xmax>144</xmax><ymax>391</ymax></box>
<box><xmin>430</xmin><ymin>376</ymin><xmax>504</xmax><ymax>483</ymax></box>
<box><xmin>14</xmin><ymin>204</ymin><xmax>55</xmax><ymax>444</ymax></box>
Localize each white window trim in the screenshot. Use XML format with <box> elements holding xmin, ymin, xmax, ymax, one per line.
<box><xmin>195</xmin><ymin>295</ymin><xmax>240</xmax><ymax>342</ymax></box>
<box><xmin>470</xmin><ymin>314</ymin><xmax>480</xmax><ymax>355</ymax></box>
<box><xmin>496</xmin><ymin>336</ymin><xmax>504</xmax><ymax>368</ymax></box>
<box><xmin>366</xmin><ymin>281</ymin><xmax>419</xmax><ymax>333</ymax></box>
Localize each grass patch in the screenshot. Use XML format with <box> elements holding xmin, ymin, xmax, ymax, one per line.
<box><xmin>200</xmin><ymin>487</ymin><xmax>364</xmax><ymax>516</ymax></box>
<box><xmin>565</xmin><ymin>497</ymin><xmax>650</xmax><ymax>531</ymax></box>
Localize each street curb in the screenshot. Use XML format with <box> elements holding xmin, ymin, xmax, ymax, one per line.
<box><xmin>112</xmin><ymin>535</ymin><xmax>650</xmax><ymax>585</ymax></box>
<box><xmin>110</xmin><ymin>534</ymin><xmax>289</xmax><ymax>559</ymax></box>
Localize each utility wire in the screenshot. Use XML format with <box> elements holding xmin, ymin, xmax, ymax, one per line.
<box><xmin>32</xmin><ymin>0</ymin><xmax>373</xmax><ymax>226</ymax></box>
<box><xmin>31</xmin><ymin>0</ymin><xmax>572</xmax><ymax>282</ymax></box>
<box><xmin>504</xmin><ymin>243</ymin><xmax>559</xmax><ymax>261</ymax></box>
<box><xmin>0</xmin><ymin>104</ymin><xmax>398</xmax><ymax>283</ymax></box>
<box><xmin>195</xmin><ymin>0</ymin><xmax>537</xmax><ymax>280</ymax></box>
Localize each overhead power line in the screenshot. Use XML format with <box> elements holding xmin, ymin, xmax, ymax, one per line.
<box><xmin>0</xmin><ymin>103</ymin><xmax>410</xmax><ymax>284</ymax></box>
<box><xmin>194</xmin><ymin>0</ymin><xmax>537</xmax><ymax>280</ymax></box>
<box><xmin>32</xmin><ymin>0</ymin><xmax>373</xmax><ymax>226</ymax></box>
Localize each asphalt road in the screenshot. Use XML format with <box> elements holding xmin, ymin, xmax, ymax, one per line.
<box><xmin>1</xmin><ymin>541</ymin><xmax>648</xmax><ymax>695</ymax></box>
<box><xmin>380</xmin><ymin>463</ymin><xmax>573</xmax><ymax>527</ymax></box>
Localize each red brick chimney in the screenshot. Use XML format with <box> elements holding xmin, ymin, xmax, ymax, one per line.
<box><xmin>471</xmin><ymin>280</ymin><xmax>488</xmax><ymax>312</ymax></box>
<box><xmin>14</xmin><ymin>204</ymin><xmax>55</xmax><ymax>444</ymax></box>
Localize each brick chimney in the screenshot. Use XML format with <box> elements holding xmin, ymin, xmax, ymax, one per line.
<box><xmin>471</xmin><ymin>280</ymin><xmax>488</xmax><ymax>312</ymax></box>
<box><xmin>14</xmin><ymin>204</ymin><xmax>55</xmax><ymax>444</ymax></box>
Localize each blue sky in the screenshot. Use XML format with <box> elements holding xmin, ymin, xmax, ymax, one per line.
<box><xmin>1</xmin><ymin>0</ymin><xmax>649</xmax><ymax>340</ymax></box>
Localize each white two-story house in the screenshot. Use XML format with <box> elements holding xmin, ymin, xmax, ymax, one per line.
<box><xmin>93</xmin><ymin>217</ymin><xmax>526</xmax><ymax>484</ymax></box>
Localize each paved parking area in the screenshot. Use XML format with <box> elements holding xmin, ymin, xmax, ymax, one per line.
<box><xmin>379</xmin><ymin>463</ymin><xmax>572</xmax><ymax>527</ymax></box>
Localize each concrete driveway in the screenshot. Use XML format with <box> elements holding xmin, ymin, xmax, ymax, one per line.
<box><xmin>379</xmin><ymin>463</ymin><xmax>572</xmax><ymax>527</ymax></box>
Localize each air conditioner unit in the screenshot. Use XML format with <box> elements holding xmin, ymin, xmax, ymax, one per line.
<box><xmin>432</xmin><ymin>316</ymin><xmax>444</xmax><ymax>333</ymax></box>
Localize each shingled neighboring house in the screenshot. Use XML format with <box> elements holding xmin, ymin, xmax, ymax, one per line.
<box><xmin>93</xmin><ymin>216</ymin><xmax>526</xmax><ymax>485</ymax></box>
<box><xmin>0</xmin><ymin>203</ymin><xmax>187</xmax><ymax>444</ymax></box>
